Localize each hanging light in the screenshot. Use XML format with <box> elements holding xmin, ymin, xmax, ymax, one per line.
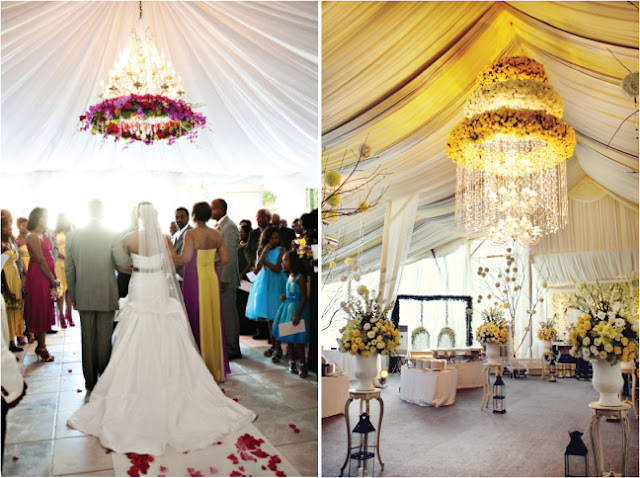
<box><xmin>447</xmin><ymin>57</ymin><xmax>576</xmax><ymax>246</ymax></box>
<box><xmin>79</xmin><ymin>1</ymin><xmax>206</xmax><ymax>145</ymax></box>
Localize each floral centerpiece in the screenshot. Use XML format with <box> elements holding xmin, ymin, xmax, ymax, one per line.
<box><xmin>568</xmin><ymin>283</ymin><xmax>639</xmax><ymax>406</ymax></box>
<box><xmin>537</xmin><ymin>318</ymin><xmax>558</xmax><ymax>341</ymax></box>
<box><xmin>476</xmin><ymin>307</ymin><xmax>509</xmax><ymax>344</ymax></box>
<box><xmin>337</xmin><ymin>285</ymin><xmax>400</xmax><ymax>357</ymax></box>
<box><xmin>338</xmin><ymin>285</ymin><xmax>399</xmax><ymax>391</ymax></box>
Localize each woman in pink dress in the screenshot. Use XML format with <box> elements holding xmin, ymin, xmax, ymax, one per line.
<box><xmin>23</xmin><ymin>207</ymin><xmax>59</xmax><ymax>362</ymax></box>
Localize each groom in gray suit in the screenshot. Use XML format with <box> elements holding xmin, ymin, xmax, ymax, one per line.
<box><xmin>172</xmin><ymin>207</ymin><xmax>192</xmax><ymax>280</ymax></box>
<box><xmin>65</xmin><ymin>200</ymin><xmax>132</xmax><ymax>391</ymax></box>
<box><xmin>211</xmin><ymin>199</ymin><xmax>241</xmax><ymax>359</ymax></box>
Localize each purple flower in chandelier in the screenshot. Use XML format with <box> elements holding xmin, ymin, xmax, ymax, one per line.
<box><xmin>113</xmin><ymin>96</ymin><xmax>130</xmax><ymax>109</ymax></box>
<box><xmin>136</xmin><ymin>106</ymin><xmax>144</xmax><ymax>117</ymax></box>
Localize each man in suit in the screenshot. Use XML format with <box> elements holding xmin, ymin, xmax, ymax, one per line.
<box><xmin>65</xmin><ymin>200</ymin><xmax>131</xmax><ymax>392</ymax></box>
<box><xmin>172</xmin><ymin>207</ymin><xmax>192</xmax><ymax>279</ymax></box>
<box><xmin>211</xmin><ymin>199</ymin><xmax>241</xmax><ymax>359</ymax></box>
<box><xmin>244</xmin><ymin>208</ymin><xmax>271</xmax><ymax>340</ymax></box>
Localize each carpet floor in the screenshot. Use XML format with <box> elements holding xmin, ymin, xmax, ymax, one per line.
<box><xmin>322</xmin><ymin>374</ymin><xmax>639</xmax><ymax>477</ymax></box>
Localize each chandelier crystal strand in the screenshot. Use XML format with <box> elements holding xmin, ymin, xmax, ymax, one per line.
<box><xmin>447</xmin><ymin>57</ymin><xmax>575</xmax><ymax>246</ymax></box>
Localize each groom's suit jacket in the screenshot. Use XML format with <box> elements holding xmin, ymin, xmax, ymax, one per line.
<box><xmin>217</xmin><ymin>216</ymin><xmax>239</xmax><ymax>287</ymax></box>
<box><xmin>65</xmin><ymin>220</ymin><xmax>132</xmax><ymax>311</ymax></box>
<box><xmin>173</xmin><ymin>225</ymin><xmax>192</xmax><ymax>278</ymax></box>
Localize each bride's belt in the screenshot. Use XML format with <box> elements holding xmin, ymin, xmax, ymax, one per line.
<box><xmin>132</xmin><ymin>267</ymin><xmax>164</xmax><ymax>273</ymax></box>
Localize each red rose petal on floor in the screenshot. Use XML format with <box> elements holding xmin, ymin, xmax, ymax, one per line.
<box><xmin>217</xmin><ymin>441</ymin><xmax>222</xmax><ymax>445</ymax></box>
<box><xmin>233</xmin><ymin>398</ymin><xmax>238</xmax><ymax>402</ymax></box>
<box><xmin>183</xmin><ymin>451</ymin><xmax>189</xmax><ymax>454</ymax></box>
<box><xmin>77</xmin><ymin>389</ymin><xmax>82</xmax><ymax>393</ymax></box>
<box><xmin>12</xmin><ymin>456</ymin><xmax>19</xmax><ymax>461</ymax></box>
<box><xmin>209</xmin><ymin>466</ymin><xmax>218</xmax><ymax>473</ymax></box>
<box><xmin>68</xmin><ymin>369</ymin><xmax>72</xmax><ymax>373</ymax></box>
<box><xmin>158</xmin><ymin>475</ymin><xmax>165</xmax><ymax>477</ymax></box>
<box><xmin>261</xmin><ymin>466</ymin><xmax>266</xmax><ymax>470</ymax></box>
<box><xmin>239</xmin><ymin>466</ymin><xmax>245</xmax><ymax>472</ymax></box>
<box><xmin>276</xmin><ymin>472</ymin><xmax>286</xmax><ymax>477</ymax></box>
<box><xmin>105</xmin><ymin>449</ymin><xmax>113</xmax><ymax>454</ymax></box>
<box><xmin>221</xmin><ymin>388</ymin><xmax>225</xmax><ymax>394</ymax></box>
<box><xmin>294</xmin><ymin>428</ymin><xmax>300</xmax><ymax>433</ymax></box>
<box><xmin>268</xmin><ymin>463</ymin><xmax>277</xmax><ymax>471</ymax></box>
<box><xmin>148</xmin><ymin>456</ymin><xmax>154</xmax><ymax>462</ymax></box>
<box><xmin>159</xmin><ymin>466</ymin><xmax>167</xmax><ymax>472</ymax></box>
<box><xmin>288</xmin><ymin>424</ymin><xmax>296</xmax><ymax>428</ymax></box>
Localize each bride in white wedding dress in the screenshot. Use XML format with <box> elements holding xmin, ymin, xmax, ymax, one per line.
<box><xmin>67</xmin><ymin>203</ymin><xmax>256</xmax><ymax>455</ymax></box>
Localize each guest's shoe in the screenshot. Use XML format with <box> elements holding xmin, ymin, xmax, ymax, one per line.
<box><xmin>60</xmin><ymin>317</ymin><xmax>67</xmax><ymax>329</ymax></box>
<box><xmin>298</xmin><ymin>363</ymin><xmax>308</xmax><ymax>378</ymax></box>
<box><xmin>271</xmin><ymin>351</ymin><xmax>282</xmax><ymax>363</ymax></box>
<box><xmin>35</xmin><ymin>347</ymin><xmax>54</xmax><ymax>362</ymax></box>
<box><xmin>67</xmin><ymin>313</ymin><xmax>75</xmax><ymax>327</ymax></box>
<box><xmin>253</xmin><ymin>333</ymin><xmax>268</xmax><ymax>340</ymax></box>
<box><xmin>228</xmin><ymin>353</ymin><xmax>242</xmax><ymax>360</ymax></box>
<box><xmin>9</xmin><ymin>342</ymin><xmax>23</xmax><ymax>353</ymax></box>
<box><xmin>17</xmin><ymin>336</ymin><xmax>26</xmax><ymax>346</ymax></box>
<box><xmin>288</xmin><ymin>361</ymin><xmax>298</xmax><ymax>374</ymax></box>
<box><xmin>46</xmin><ymin>329</ymin><xmax>59</xmax><ymax>334</ymax></box>
<box><xmin>27</xmin><ymin>333</ymin><xmax>35</xmax><ymax>343</ymax></box>
<box><xmin>263</xmin><ymin>348</ymin><xmax>275</xmax><ymax>358</ymax></box>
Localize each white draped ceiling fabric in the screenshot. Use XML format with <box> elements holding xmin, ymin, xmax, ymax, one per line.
<box><xmin>322</xmin><ymin>1</ymin><xmax>639</xmax><ymax>288</ymax></box>
<box><xmin>2</xmin><ymin>1</ymin><xmax>318</xmax><ymax>184</ymax></box>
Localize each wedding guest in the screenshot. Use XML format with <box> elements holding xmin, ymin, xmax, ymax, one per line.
<box><xmin>23</xmin><ymin>207</ymin><xmax>59</xmax><ymax>362</ymax></box>
<box><xmin>271</xmin><ymin>213</ymin><xmax>281</xmax><ymax>227</ymax></box>
<box><xmin>301</xmin><ymin>209</ymin><xmax>318</xmax><ymax>374</ymax></box>
<box><xmin>292</xmin><ymin>218</ymin><xmax>303</xmax><ymax>240</ymax></box>
<box><xmin>173</xmin><ymin>207</ymin><xmax>192</xmax><ymax>280</ymax></box>
<box><xmin>65</xmin><ymin>200</ymin><xmax>131</xmax><ymax>391</ymax></box>
<box><xmin>54</xmin><ymin>214</ymin><xmax>73</xmax><ymax>328</ymax></box>
<box><xmin>245</xmin><ymin>226</ymin><xmax>286</xmax><ymax>360</ymax></box>
<box><xmin>169</xmin><ymin>221</ymin><xmax>178</xmax><ymax>236</ymax></box>
<box><xmin>239</xmin><ymin>219</ymin><xmax>252</xmax><ymax>230</ymax></box>
<box><xmin>211</xmin><ymin>199</ymin><xmax>241</xmax><ymax>359</ymax></box>
<box><xmin>278</xmin><ymin>222</ymin><xmax>296</xmax><ymax>251</ymax></box>
<box><xmin>15</xmin><ymin>218</ymin><xmax>31</xmax><ymax>343</ymax></box>
<box><xmin>245</xmin><ymin>209</ymin><xmax>271</xmax><ymax>340</ymax></box>
<box><xmin>280</xmin><ymin>219</ymin><xmax>288</xmax><ymax>228</ymax></box>
<box><xmin>2</xmin><ymin>301</ymin><xmax>27</xmax><ymax>466</ymax></box>
<box><xmin>271</xmin><ymin>251</ymin><xmax>310</xmax><ymax>377</ymax></box>
<box><xmin>236</xmin><ymin>224</ymin><xmax>254</xmax><ymax>335</ymax></box>
<box><xmin>179</xmin><ymin>202</ymin><xmax>230</xmax><ymax>383</ymax></box>
<box><xmin>1</xmin><ymin>216</ymin><xmax>24</xmax><ymax>352</ymax></box>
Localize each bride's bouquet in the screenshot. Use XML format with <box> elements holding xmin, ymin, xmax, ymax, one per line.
<box><xmin>337</xmin><ymin>285</ymin><xmax>400</xmax><ymax>357</ymax></box>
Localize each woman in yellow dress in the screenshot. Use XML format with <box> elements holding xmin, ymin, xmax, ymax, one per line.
<box><xmin>2</xmin><ymin>215</ymin><xmax>25</xmax><ymax>352</ymax></box>
<box><xmin>177</xmin><ymin>202</ymin><xmax>230</xmax><ymax>383</ymax></box>
<box><xmin>16</xmin><ymin>217</ymin><xmax>30</xmax><ymax>275</ymax></box>
<box><xmin>54</xmin><ymin>214</ymin><xmax>74</xmax><ymax>328</ymax></box>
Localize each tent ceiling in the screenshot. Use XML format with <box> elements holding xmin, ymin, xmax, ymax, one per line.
<box><xmin>1</xmin><ymin>1</ymin><xmax>318</xmax><ymax>184</ymax></box>
<box><xmin>322</xmin><ymin>1</ymin><xmax>639</xmax><ymax>277</ymax></box>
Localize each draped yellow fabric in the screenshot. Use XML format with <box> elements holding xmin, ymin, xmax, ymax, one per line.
<box><xmin>196</xmin><ymin>249</ymin><xmax>225</xmax><ymax>384</ymax></box>
<box><xmin>2</xmin><ymin>249</ymin><xmax>24</xmax><ymax>339</ymax></box>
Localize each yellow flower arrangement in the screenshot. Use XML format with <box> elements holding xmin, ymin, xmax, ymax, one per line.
<box><xmin>337</xmin><ymin>286</ymin><xmax>400</xmax><ymax>356</ymax></box>
<box><xmin>476</xmin><ymin>307</ymin><xmax>509</xmax><ymax>344</ymax></box>
<box><xmin>568</xmin><ymin>283</ymin><xmax>639</xmax><ymax>365</ymax></box>
<box><xmin>464</xmin><ymin>79</ymin><xmax>564</xmax><ymax>119</ymax></box>
<box><xmin>537</xmin><ymin>318</ymin><xmax>558</xmax><ymax>341</ymax></box>
<box><xmin>446</xmin><ymin>106</ymin><xmax>576</xmax><ymax>171</ymax></box>
<box><xmin>475</xmin><ymin>57</ymin><xmax>549</xmax><ymax>87</ymax></box>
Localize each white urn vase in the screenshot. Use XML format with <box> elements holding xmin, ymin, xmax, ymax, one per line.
<box><xmin>543</xmin><ymin>340</ymin><xmax>552</xmax><ymax>353</ymax></box>
<box><xmin>485</xmin><ymin>342</ymin><xmax>500</xmax><ymax>365</ymax></box>
<box><xmin>590</xmin><ymin>358</ymin><xmax>623</xmax><ymax>407</ymax></box>
<box><xmin>354</xmin><ymin>351</ymin><xmax>378</xmax><ymax>391</ymax></box>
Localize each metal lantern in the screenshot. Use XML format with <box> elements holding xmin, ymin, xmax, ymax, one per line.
<box><xmin>549</xmin><ymin>356</ymin><xmax>557</xmax><ymax>382</ymax></box>
<box><xmin>565</xmin><ymin>430</ymin><xmax>588</xmax><ymax>477</ymax></box>
<box><xmin>492</xmin><ymin>374</ymin><xmax>506</xmax><ymax>414</ymax></box>
<box><xmin>348</xmin><ymin>413</ymin><xmax>376</xmax><ymax>477</ymax></box>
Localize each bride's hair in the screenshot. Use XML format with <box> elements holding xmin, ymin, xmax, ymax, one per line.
<box><xmin>136</xmin><ymin>201</ymin><xmax>153</xmax><ymax>220</ymax></box>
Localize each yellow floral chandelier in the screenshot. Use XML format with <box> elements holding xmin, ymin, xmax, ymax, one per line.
<box><xmin>447</xmin><ymin>57</ymin><xmax>576</xmax><ymax>246</ymax></box>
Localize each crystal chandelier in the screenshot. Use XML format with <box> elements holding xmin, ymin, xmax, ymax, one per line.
<box><xmin>79</xmin><ymin>2</ymin><xmax>206</xmax><ymax>145</ymax></box>
<box><xmin>447</xmin><ymin>57</ymin><xmax>576</xmax><ymax>246</ymax></box>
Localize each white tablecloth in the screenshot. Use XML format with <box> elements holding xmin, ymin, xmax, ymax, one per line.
<box><xmin>321</xmin><ymin>374</ymin><xmax>350</xmax><ymax>418</ymax></box>
<box><xmin>449</xmin><ymin>361</ymin><xmax>484</xmax><ymax>389</ymax></box>
<box><xmin>399</xmin><ymin>365</ymin><xmax>457</xmax><ymax>407</ymax></box>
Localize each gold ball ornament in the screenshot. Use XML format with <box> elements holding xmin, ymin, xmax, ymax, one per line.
<box><xmin>324</xmin><ymin>171</ymin><xmax>342</xmax><ymax>187</ymax></box>
<box><xmin>326</xmin><ymin>194</ymin><xmax>341</xmax><ymax>207</ymax></box>
<box><xmin>357</xmin><ymin>201</ymin><xmax>370</xmax><ymax>213</ymax></box>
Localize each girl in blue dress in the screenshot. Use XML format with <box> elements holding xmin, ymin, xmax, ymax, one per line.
<box><xmin>245</xmin><ymin>226</ymin><xmax>286</xmax><ymax>360</ymax></box>
<box><xmin>272</xmin><ymin>250</ymin><xmax>309</xmax><ymax>377</ymax></box>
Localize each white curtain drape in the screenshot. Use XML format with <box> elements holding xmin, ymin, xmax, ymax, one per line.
<box><xmin>1</xmin><ymin>1</ymin><xmax>318</xmax><ymax>184</ymax></box>
<box><xmin>378</xmin><ymin>193</ymin><xmax>419</xmax><ymax>304</ymax></box>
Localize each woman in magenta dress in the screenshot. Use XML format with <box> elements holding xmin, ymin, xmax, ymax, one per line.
<box><xmin>23</xmin><ymin>207</ymin><xmax>59</xmax><ymax>362</ymax></box>
<box><xmin>180</xmin><ymin>202</ymin><xmax>231</xmax><ymax>383</ymax></box>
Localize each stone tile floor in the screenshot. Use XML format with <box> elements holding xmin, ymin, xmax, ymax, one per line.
<box><xmin>2</xmin><ymin>319</ymin><xmax>318</xmax><ymax>476</ymax></box>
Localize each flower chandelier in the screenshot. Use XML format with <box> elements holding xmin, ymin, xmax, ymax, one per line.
<box><xmin>447</xmin><ymin>57</ymin><xmax>576</xmax><ymax>246</ymax></box>
<box><xmin>79</xmin><ymin>2</ymin><xmax>206</xmax><ymax>145</ymax></box>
